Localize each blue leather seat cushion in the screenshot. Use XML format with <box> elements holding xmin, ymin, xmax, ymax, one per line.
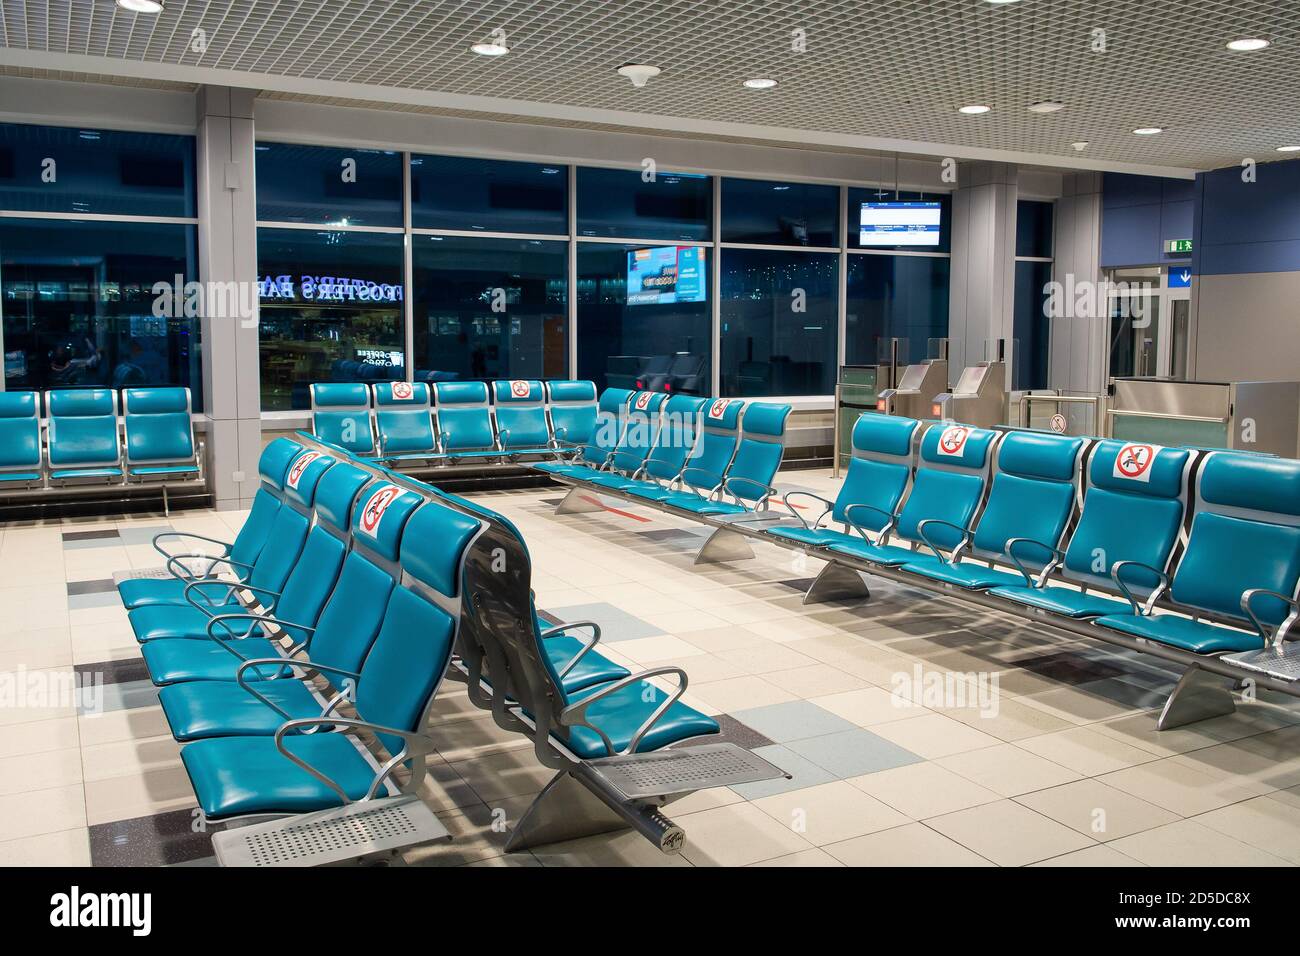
<box><xmin>543</xmin><ymin>635</ymin><xmax>630</xmax><ymax>692</ymax></box>
<box><xmin>52</xmin><ymin>467</ymin><xmax>122</xmax><ymax>480</ymax></box>
<box><xmin>901</xmin><ymin>555</ymin><xmax>1029</xmax><ymax>590</ymax></box>
<box><xmin>582</xmin><ymin>472</ymin><xmax>639</xmax><ymax>489</ymax></box>
<box><xmin>765</xmin><ymin>526</ymin><xmax>847</xmax><ymax>547</ymax></box>
<box><xmin>825</xmin><ymin>538</ymin><xmax>916</xmax><ymax>567</ymax></box>
<box><xmin>560</xmin><ymin>680</ymin><xmax>719</xmax><ymax>758</ymax></box>
<box><xmin>119</xmin><ymin>577</ymin><xmax>240</xmax><ymax>610</ymax></box>
<box><xmin>620</xmin><ymin>483</ymin><xmax>680</xmax><ymax>502</ymax></box>
<box><xmin>1093</xmin><ymin>613</ymin><xmax>1264</xmax><ymax>654</ymax></box>
<box><xmin>182</xmin><ymin>733</ymin><xmax>379</xmax><ymax>819</ymax></box>
<box><xmin>987</xmin><ymin>584</ymin><xmax>1130</xmax><ymax>618</ymax></box>
<box><xmin>160</xmin><ymin>679</ymin><xmax>323</xmax><ymax>740</ymax></box>
<box><xmin>655</xmin><ymin>491</ymin><xmax>720</xmax><ymax>512</ymax></box>
<box><xmin>130</xmin><ymin>465</ymin><xmax>200</xmax><ymax>476</ymax></box>
<box><xmin>142</xmin><ymin>638</ymin><xmax>290</xmax><ymax>685</ymax></box>
<box><xmin>130</xmin><ymin>604</ymin><xmax>251</xmax><ymax>643</ymax></box>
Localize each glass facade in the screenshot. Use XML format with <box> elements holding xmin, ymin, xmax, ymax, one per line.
<box><xmin>411</xmin><ymin>155</ymin><xmax>567</xmax><ymax>235</ymax></box>
<box><xmin>577</xmin><ymin>167</ymin><xmax>711</xmax><ymax>241</ymax></box>
<box><xmin>255</xmin><ymin>143</ymin><xmax>402</xmax><ymax>227</ymax></box>
<box><xmin>1013</xmin><ymin>200</ymin><xmax>1055</xmax><ymax>389</ymax></box>
<box><xmin>412</xmin><ymin>236</ymin><xmax>567</xmax><ymax>383</ymax></box>
<box><xmin>845</xmin><ymin>254</ymin><xmax>950</xmax><ymax>366</ymax></box>
<box><xmin>721</xmin><ymin>178</ymin><xmax>838</xmax><ymax>247</ymax></box>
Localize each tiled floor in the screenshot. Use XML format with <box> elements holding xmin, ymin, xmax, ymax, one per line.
<box><xmin>2</xmin><ymin>467</ymin><xmax>1299</xmax><ymax>867</ymax></box>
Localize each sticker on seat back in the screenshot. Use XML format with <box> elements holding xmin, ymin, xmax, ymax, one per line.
<box><xmin>359</xmin><ymin>484</ymin><xmax>403</xmax><ymax>537</ymax></box>
<box><xmin>389</xmin><ymin>381</ymin><xmax>414</xmax><ymax>402</ymax></box>
<box><xmin>509</xmin><ymin>380</ymin><xmax>531</xmax><ymax>399</ymax></box>
<box><xmin>635</xmin><ymin>392</ymin><xmax>653</xmax><ymax>410</ymax></box>
<box><xmin>936</xmin><ymin>425</ymin><xmax>970</xmax><ymax>458</ymax></box>
<box><xmin>1113</xmin><ymin>443</ymin><xmax>1159</xmax><ymax>483</ymax></box>
<box><xmin>708</xmin><ymin>398</ymin><xmax>732</xmax><ymax>420</ymax></box>
<box><xmin>285</xmin><ymin>451</ymin><xmax>322</xmax><ymax>490</ymax></box>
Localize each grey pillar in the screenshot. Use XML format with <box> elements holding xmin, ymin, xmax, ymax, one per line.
<box><xmin>948</xmin><ymin>162</ymin><xmax>1018</xmax><ymax>378</ymax></box>
<box><xmin>196</xmin><ymin>86</ymin><xmax>263</xmax><ymax>511</ymax></box>
<box><xmin>1049</xmin><ymin>173</ymin><xmax>1107</xmax><ymax>402</ymax></box>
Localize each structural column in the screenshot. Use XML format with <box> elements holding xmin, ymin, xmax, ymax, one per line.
<box><xmin>947</xmin><ymin>161</ymin><xmax>1018</xmax><ymax>377</ymax></box>
<box><xmin>1048</xmin><ymin>172</ymin><xmax>1107</xmax><ymax>408</ymax></box>
<box><xmin>196</xmin><ymin>86</ymin><xmax>263</xmax><ymax>510</ymax></box>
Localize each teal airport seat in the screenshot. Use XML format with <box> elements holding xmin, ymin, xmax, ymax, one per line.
<box><xmin>533</xmin><ymin>387</ymin><xmax>632</xmax><ymax>474</ymax></box>
<box><xmin>0</xmin><ymin>391</ymin><xmax>43</xmax><ymax>489</ymax></box>
<box><xmin>45</xmin><ymin>388</ymin><xmax>123</xmax><ymax>485</ymax></box>
<box><xmin>373</xmin><ymin>381</ymin><xmax>438</xmax><ymax>461</ymax></box>
<box><xmin>493</xmin><ymin>380</ymin><xmax>554</xmax><ymax>457</ymax></box>
<box><xmin>622</xmin><ymin>396</ymin><xmax>742</xmax><ymax>504</ymax></box>
<box><xmin>310</xmin><ymin>383</ymin><xmax>376</xmax><ymax>456</ymax></box>
<box><xmin>988</xmin><ymin>440</ymin><xmax>1193</xmax><ymax>618</ymax></box>
<box><xmin>580</xmin><ymin>390</ymin><xmax>669</xmax><ymax>487</ymax></box>
<box><xmin>585</xmin><ymin>394</ymin><xmax>705</xmax><ymax>495</ymax></box>
<box><xmin>122</xmin><ymin>387</ymin><xmax>200</xmax><ymax>480</ymax></box>
<box><xmin>433</xmin><ymin>381</ymin><xmax>499</xmax><ymax>459</ymax></box>
<box><xmin>659</xmin><ymin>402</ymin><xmax>792</xmax><ymax>516</ymax></box>
<box><xmin>544</xmin><ymin>380</ymin><xmax>599</xmax><ymax>450</ymax></box>
<box><xmin>118</xmin><ymin>437</ymin><xmax>303</xmax><ymax>610</ymax></box>
<box><xmin>179</xmin><ymin>496</ymin><xmax>473</xmax><ymax>819</ymax></box>
<box><xmin>901</xmin><ymin>430</ymin><xmax>1086</xmax><ymax>590</ymax></box>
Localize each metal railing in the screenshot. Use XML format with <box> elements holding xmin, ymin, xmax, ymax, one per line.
<box><xmin>1017</xmin><ymin>393</ymin><xmax>1103</xmax><ymax>436</ymax></box>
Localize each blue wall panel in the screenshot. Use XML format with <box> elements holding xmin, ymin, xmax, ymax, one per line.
<box><xmin>1194</xmin><ymin>160</ymin><xmax>1300</xmax><ymax>276</ymax></box>
<box><xmin>1100</xmin><ymin>173</ymin><xmax>1195</xmax><ymax>268</ymax></box>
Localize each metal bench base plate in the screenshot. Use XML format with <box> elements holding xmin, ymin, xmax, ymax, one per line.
<box><xmin>593</xmin><ymin>742</ymin><xmax>787</xmax><ymax>799</ymax></box>
<box><xmin>1224</xmin><ymin>645</ymin><xmax>1300</xmax><ymax>682</ymax></box>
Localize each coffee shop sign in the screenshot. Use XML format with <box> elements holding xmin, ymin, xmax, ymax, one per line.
<box><xmin>259</xmin><ymin>274</ymin><xmax>403</xmax><ymax>303</ymax></box>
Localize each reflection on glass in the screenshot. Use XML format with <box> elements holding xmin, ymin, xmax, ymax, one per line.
<box><xmin>1013</xmin><ymin>259</ymin><xmax>1053</xmax><ymax>389</ymax></box>
<box><xmin>576</xmin><ymin>243</ymin><xmax>710</xmax><ymax>394</ymax></box>
<box><xmin>412</xmin><ymin>236</ymin><xmax>567</xmax><ymax>383</ymax></box>
<box><xmin>720</xmin><ymin>249</ymin><xmax>837</xmax><ymax>396</ymax></box>
<box><xmin>845</xmin><ymin>254</ymin><xmax>950</xmax><ymax>367</ymax></box>
<box><xmin>256</xmin><ymin>228</ymin><xmax>405</xmax><ymax>410</ymax></box>
<box><xmin>1109</xmin><ymin>293</ymin><xmax>1160</xmax><ymax>378</ymax></box>
<box><xmin>577</xmin><ymin>167</ymin><xmax>711</xmax><ymax>242</ymax></box>
<box><xmin>411</xmin><ymin>155</ymin><xmax>567</xmax><ymax>234</ymax></box>
<box><xmin>721</xmin><ymin>178</ymin><xmax>838</xmax><ymax>246</ymax></box>
<box><xmin>0</xmin><ymin>218</ymin><xmax>202</xmax><ymax>407</ymax></box>
<box><xmin>255</xmin><ymin>143</ymin><xmax>402</xmax><ymax>227</ymax></box>
<box><xmin>1015</xmin><ymin>200</ymin><xmax>1054</xmax><ymax>258</ymax></box>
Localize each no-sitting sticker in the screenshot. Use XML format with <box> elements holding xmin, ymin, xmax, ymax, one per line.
<box><xmin>285</xmin><ymin>451</ymin><xmax>321</xmax><ymax>490</ymax></box>
<box><xmin>359</xmin><ymin>484</ymin><xmax>403</xmax><ymax>537</ymax></box>
<box><xmin>390</xmin><ymin>381</ymin><xmax>413</xmax><ymax>401</ymax></box>
<box><xmin>510</xmin><ymin>380</ymin><xmax>531</xmax><ymax>399</ymax></box>
<box><xmin>708</xmin><ymin>398</ymin><xmax>731</xmax><ymax>420</ymax></box>
<box><xmin>1114</xmin><ymin>443</ymin><xmax>1158</xmax><ymax>482</ymax></box>
<box><xmin>635</xmin><ymin>392</ymin><xmax>653</xmax><ymax>410</ymax></box>
<box><xmin>936</xmin><ymin>425</ymin><xmax>970</xmax><ymax>457</ymax></box>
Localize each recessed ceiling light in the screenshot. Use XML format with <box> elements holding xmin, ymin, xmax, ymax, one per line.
<box><xmin>470</xmin><ymin>40</ymin><xmax>510</xmax><ymax>56</ymax></box>
<box><xmin>1072</xmin><ymin>141</ymin><xmax>1089</xmax><ymax>150</ymax></box>
<box><xmin>959</xmin><ymin>104</ymin><xmax>991</xmax><ymax>114</ymax></box>
<box><xmin>1133</xmin><ymin>127</ymin><xmax>1164</xmax><ymax>135</ymax></box>
<box><xmin>1028</xmin><ymin>101</ymin><xmax>1065</xmax><ymax>113</ymax></box>
<box><xmin>983</xmin><ymin>0</ymin><xmax>1022</xmax><ymax>4</ymax></box>
<box><xmin>1226</xmin><ymin>38</ymin><xmax>1270</xmax><ymax>51</ymax></box>
<box><xmin>116</xmin><ymin>0</ymin><xmax>164</xmax><ymax>11</ymax></box>
<box><xmin>743</xmin><ymin>78</ymin><xmax>778</xmax><ymax>90</ymax></box>
<box><xmin>1277</xmin><ymin>145</ymin><xmax>1300</xmax><ymax>152</ymax></box>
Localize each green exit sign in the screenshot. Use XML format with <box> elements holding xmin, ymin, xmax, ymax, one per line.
<box><xmin>1165</xmin><ymin>239</ymin><xmax>1193</xmax><ymax>254</ymax></box>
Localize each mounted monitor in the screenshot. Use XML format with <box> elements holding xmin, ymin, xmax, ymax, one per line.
<box><xmin>626</xmin><ymin>246</ymin><xmax>707</xmax><ymax>306</ymax></box>
<box><xmin>859</xmin><ymin>201</ymin><xmax>941</xmax><ymax>247</ymax></box>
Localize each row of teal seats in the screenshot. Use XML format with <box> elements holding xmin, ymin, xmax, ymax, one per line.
<box><xmin>738</xmin><ymin>414</ymin><xmax>1300</xmax><ymax>727</ymax></box>
<box><xmin>115</xmin><ymin>437</ymin><xmax>724</xmax><ymax>825</ymax></box>
<box><xmin>528</xmin><ymin>389</ymin><xmax>794</xmax><ymax>531</ymax></box>
<box><xmin>0</xmin><ymin>387</ymin><xmax>201</xmax><ymax>492</ymax></box>
<box><xmin>309</xmin><ymin>379</ymin><xmax>598</xmax><ymax>464</ymax></box>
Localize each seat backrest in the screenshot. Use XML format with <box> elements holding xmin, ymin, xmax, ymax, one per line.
<box><xmin>122</xmin><ymin>387</ymin><xmax>196</xmax><ymax>467</ymax></box>
<box><xmin>891</xmin><ymin>423</ymin><xmax>998</xmax><ymax>550</ymax></box>
<box><xmin>1060</xmin><ymin>440</ymin><xmax>1193</xmax><ymax>591</ymax></box>
<box><xmin>354</xmin><ymin>499</ymin><xmax>484</xmax><ymax>756</ymax></box>
<box><xmin>1170</xmin><ymin>451</ymin><xmax>1300</xmax><ymax>627</ymax></box>
<box><xmin>310</xmin><ymin>383</ymin><xmax>375</xmax><ymax>455</ymax></box>
<box><xmin>722</xmin><ymin>403</ymin><xmax>792</xmax><ymax>503</ymax></box>
<box><xmin>492</xmin><ymin>380</ymin><xmax>550</xmax><ymax>450</ymax></box>
<box><xmin>247</xmin><ymin>448</ymin><xmax>328</xmax><ymax>594</ymax></box>
<box><xmin>372</xmin><ymin>381</ymin><xmax>436</xmax><ymax>455</ymax></box>
<box><xmin>680</xmin><ymin>397</ymin><xmax>743</xmax><ymax>490</ymax></box>
<box><xmin>581</xmin><ymin>387</ymin><xmax>634</xmax><ymax>462</ymax></box>
<box><xmin>545</xmin><ymin>380</ymin><xmax>598</xmax><ymax>447</ymax></box>
<box><xmin>833</xmin><ymin>414</ymin><xmax>919</xmax><ymax>529</ymax></box>
<box><xmin>434</xmin><ymin>381</ymin><xmax>496</xmax><ymax>452</ymax></box>
<box><xmin>0</xmin><ymin>391</ymin><xmax>42</xmax><ymax>473</ymax></box>
<box><xmin>608</xmin><ymin>391</ymin><xmax>668</xmax><ymax>472</ymax></box>
<box><xmin>641</xmin><ymin>394</ymin><xmax>706</xmax><ymax>482</ymax></box>
<box><xmin>968</xmin><ymin>431</ymin><xmax>1086</xmax><ymax>563</ymax></box>
<box><xmin>46</xmin><ymin>389</ymin><xmax>120</xmax><ymax>468</ymax></box>
<box><xmin>228</xmin><ymin>438</ymin><xmax>303</xmax><ymax>569</ymax></box>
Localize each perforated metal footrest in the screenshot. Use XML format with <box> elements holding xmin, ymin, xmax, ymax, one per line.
<box><xmin>212</xmin><ymin>795</ymin><xmax>449</xmax><ymax>867</ymax></box>
<box><xmin>1225</xmin><ymin>645</ymin><xmax>1300</xmax><ymax>682</ymax></box>
<box><xmin>589</xmin><ymin>742</ymin><xmax>787</xmax><ymax>800</ymax></box>
<box><xmin>113</xmin><ymin>567</ymin><xmax>178</xmax><ymax>584</ymax></box>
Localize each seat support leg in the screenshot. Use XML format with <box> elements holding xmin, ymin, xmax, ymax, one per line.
<box><xmin>505</xmin><ymin>769</ymin><xmax>684</xmax><ymax>853</ymax></box>
<box><xmin>803</xmin><ymin>561</ymin><xmax>871</xmax><ymax>605</ymax></box>
<box><xmin>162</xmin><ymin>484</ymin><xmax>170</xmax><ymax>517</ymax></box>
<box><xmin>1157</xmin><ymin>663</ymin><xmax>1237</xmax><ymax>730</ymax></box>
<box><xmin>554</xmin><ymin>486</ymin><xmax>605</xmax><ymax>515</ymax></box>
<box><xmin>693</xmin><ymin>526</ymin><xmax>756</xmax><ymax>565</ymax></box>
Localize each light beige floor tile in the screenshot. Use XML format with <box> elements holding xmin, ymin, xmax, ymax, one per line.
<box><xmin>869</xmin><ymin>713</ymin><xmax>1003</xmax><ymax>759</ymax></box>
<box><xmin>1015</xmin><ymin>778</ymin><xmax>1180</xmax><ymax>841</ymax></box>
<box><xmin>1030</xmin><ymin>844</ymin><xmax>1146</xmax><ymax>867</ymax></box>
<box><xmin>0</xmin><ymin>626</ymin><xmax>74</xmax><ymax>670</ymax></box>
<box><xmin>927</xmin><ymin>799</ymin><xmax>1096</xmax><ymax>866</ymax></box>
<box><xmin>1110</xmin><ymin>819</ymin><xmax>1292</xmax><ymax>867</ymax></box>
<box><xmin>824</xmin><ymin>822</ymin><xmax>994</xmax><ymax>867</ymax></box>
<box><xmin>451</xmin><ymin>749</ymin><xmax>556</xmax><ymax>804</ymax></box>
<box><xmin>750</xmin><ymin>847</ymin><xmax>845</xmax><ymax>867</ymax></box>
<box><xmin>613</xmin><ymin>634</ymin><xmax>707</xmax><ymax>665</ymax></box>
<box><xmin>752</xmin><ymin>781</ymin><xmax>910</xmax><ymax>846</ymax></box>
<box><xmin>0</xmin><ymin>785</ymin><xmax>87</xmax><ymax>841</ymax></box>
<box><xmin>80</xmin><ymin>736</ymin><xmax>185</xmax><ymax>782</ymax></box>
<box><xmin>685</xmin><ymin>675</ymin><xmax>795</xmax><ymax>713</ymax></box>
<box><xmin>531</xmin><ymin>829</ymin><xmax>693</xmax><ymax>867</ymax></box>
<box><xmin>762</xmin><ymin>664</ymin><xmax>869</xmax><ymax>698</ymax></box>
<box><xmin>1099</xmin><ymin>758</ymin><xmax>1272</xmax><ymax>817</ymax></box>
<box><xmin>675</xmin><ymin>625</ymin><xmax>768</xmax><ymax>653</ymax></box>
<box><xmin>1193</xmin><ymin>796</ymin><xmax>1300</xmax><ymax>864</ymax></box>
<box><xmin>83</xmin><ymin>766</ymin><xmax>197</xmax><ymax>826</ymax></box>
<box><xmin>636</xmin><ymin>609</ymin><xmax>728</xmax><ymax>634</ymax></box>
<box><xmin>677</xmin><ymin>801</ymin><xmax>812</xmax><ymax>866</ymax></box>
<box><xmin>941</xmin><ymin>696</ymin><xmax>1076</xmax><ymax>741</ymax></box>
<box><xmin>78</xmin><ymin>706</ymin><xmax>171</xmax><ymax>747</ymax></box>
<box><xmin>0</xmin><ymin>827</ymin><xmax>92</xmax><ymax>866</ymax></box>
<box><xmin>938</xmin><ymin>743</ymin><xmax>1083</xmax><ymax>797</ymax></box>
<box><xmin>1018</xmin><ymin>725</ymin><xmax>1161</xmax><ymax>776</ymax></box>
<box><xmin>847</xmin><ymin>761</ymin><xmax>1002</xmax><ymax>819</ymax></box>
<box><xmin>429</xmin><ymin>713</ymin><xmax>533</xmax><ymax>763</ymax></box>
<box><xmin>0</xmin><ymin>665</ymin><xmax>80</xmax><ymax>725</ymax></box>
<box><xmin>811</xmin><ymin>686</ymin><xmax>924</xmax><ymax>727</ymax></box>
<box><xmin>0</xmin><ymin>715</ymin><xmax>80</xmax><ymax>758</ymax></box>
<box><xmin>716</xmin><ymin>642</ymin><xmax>818</xmax><ymax>675</ymax></box>
<box><xmin>746</xmin><ymin>617</ymin><xmax>837</xmax><ymax>643</ymax></box>
<box><xmin>0</xmin><ymin>748</ymin><xmax>84</xmax><ymax>795</ymax></box>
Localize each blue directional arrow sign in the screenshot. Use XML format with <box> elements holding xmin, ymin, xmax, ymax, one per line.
<box><xmin>1168</xmin><ymin>267</ymin><xmax>1192</xmax><ymax>289</ymax></box>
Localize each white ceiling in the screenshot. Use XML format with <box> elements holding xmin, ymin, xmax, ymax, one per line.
<box><xmin>0</xmin><ymin>0</ymin><xmax>1297</xmax><ymax>176</ymax></box>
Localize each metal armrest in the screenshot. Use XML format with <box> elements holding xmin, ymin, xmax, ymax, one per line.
<box><xmin>151</xmin><ymin>531</ymin><xmax>232</xmax><ymax>571</ymax></box>
<box><xmin>497</xmin><ymin>426</ymin><xmax>511</xmax><ymax>451</ymax></box>
<box><xmin>539</xmin><ymin>621</ymin><xmax>602</xmax><ymax>679</ymax></box>
<box><xmin>166</xmin><ymin>552</ymin><xmax>254</xmax><ymax>585</ymax></box>
<box><xmin>915</xmin><ymin>517</ymin><xmax>972</xmax><ymax>566</ymax></box>
<box><xmin>678</xmin><ymin>467</ymin><xmax>721</xmax><ymax>499</ymax></box>
<box><xmin>1110</xmin><ymin>560</ymin><xmax>1171</xmax><ymax>616</ymax></box>
<box><xmin>1004</xmin><ymin>537</ymin><xmax>1064</xmax><ymax>588</ymax></box>
<box><xmin>843</xmin><ymin>503</ymin><xmax>898</xmax><ymax>543</ymax></box>
<box><xmin>206</xmin><ymin>613</ymin><xmax>316</xmax><ymax>663</ymax></box>
<box><xmin>778</xmin><ymin>491</ymin><xmax>834</xmax><ymax>531</ymax></box>
<box><xmin>722</xmin><ymin>475</ymin><xmax>776</xmax><ymax>510</ymax></box>
<box><xmin>1241</xmin><ymin>588</ymin><xmax>1300</xmax><ymax>647</ymax></box>
<box><xmin>273</xmin><ymin>715</ymin><xmax>434</xmax><ymax>803</ymax></box>
<box><xmin>559</xmin><ymin>666</ymin><xmax>688</xmax><ymax>757</ymax></box>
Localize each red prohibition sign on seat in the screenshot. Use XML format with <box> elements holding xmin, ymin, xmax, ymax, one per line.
<box><xmin>510</xmin><ymin>380</ymin><xmax>530</xmax><ymax>398</ymax></box>
<box><xmin>939</xmin><ymin>425</ymin><xmax>969</xmax><ymax>455</ymax></box>
<box><xmin>286</xmin><ymin>452</ymin><xmax>320</xmax><ymax>489</ymax></box>
<box><xmin>360</xmin><ymin>486</ymin><xmax>401</xmax><ymax>535</ymax></box>
<box><xmin>391</xmin><ymin>382</ymin><xmax>413</xmax><ymax>401</ymax></box>
<box><xmin>1116</xmin><ymin>443</ymin><xmax>1155</xmax><ymax>479</ymax></box>
<box><xmin>635</xmin><ymin>392</ymin><xmax>652</xmax><ymax>410</ymax></box>
<box><xmin>709</xmin><ymin>399</ymin><xmax>729</xmax><ymax>419</ymax></box>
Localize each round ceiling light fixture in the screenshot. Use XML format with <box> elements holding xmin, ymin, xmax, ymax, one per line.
<box><xmin>743</xmin><ymin>78</ymin><xmax>779</xmax><ymax>89</ymax></box>
<box><xmin>1133</xmin><ymin>127</ymin><xmax>1164</xmax><ymax>135</ymax></box>
<box><xmin>1028</xmin><ymin>101</ymin><xmax>1065</xmax><ymax>113</ymax></box>
<box><xmin>1277</xmin><ymin>145</ymin><xmax>1300</xmax><ymax>152</ymax></box>
<box><xmin>1226</xmin><ymin>38</ymin><xmax>1270</xmax><ymax>51</ymax></box>
<box><xmin>116</xmin><ymin>0</ymin><xmax>164</xmax><ymax>11</ymax></box>
<box><xmin>958</xmin><ymin>104</ymin><xmax>991</xmax><ymax>114</ymax></box>
<box><xmin>1071</xmin><ymin>141</ymin><xmax>1089</xmax><ymax>150</ymax></box>
<box><xmin>617</xmin><ymin>63</ymin><xmax>662</xmax><ymax>88</ymax></box>
<box><xmin>470</xmin><ymin>40</ymin><xmax>510</xmax><ymax>56</ymax></box>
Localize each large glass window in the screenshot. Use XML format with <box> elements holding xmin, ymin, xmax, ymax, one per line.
<box><xmin>255</xmin><ymin>143</ymin><xmax>402</xmax><ymax>227</ymax></box>
<box><xmin>720</xmin><ymin>249</ymin><xmax>837</xmax><ymax>396</ymax></box>
<box><xmin>411</xmin><ymin>155</ymin><xmax>567</xmax><ymax>235</ymax></box>
<box><xmin>721</xmin><ymin>178</ymin><xmax>838</xmax><ymax>247</ymax></box>
<box><xmin>845</xmin><ymin>254</ymin><xmax>950</xmax><ymax>366</ymax></box>
<box><xmin>846</xmin><ymin>189</ymin><xmax>951</xmax><ymax>252</ymax></box>
<box><xmin>1013</xmin><ymin>260</ymin><xmax>1053</xmax><ymax>390</ymax></box>
<box><xmin>1</xmin><ymin>218</ymin><xmax>201</xmax><ymax>404</ymax></box>
<box><xmin>0</xmin><ymin>122</ymin><xmax>196</xmax><ymax>218</ymax></box>
<box><xmin>256</xmin><ymin>228</ymin><xmax>405</xmax><ymax>411</ymax></box>
<box><xmin>412</xmin><ymin>236</ymin><xmax>567</xmax><ymax>383</ymax></box>
<box><xmin>577</xmin><ymin>167</ymin><xmax>711</xmax><ymax>241</ymax></box>
<box><xmin>1016</xmin><ymin>200</ymin><xmax>1054</xmax><ymax>258</ymax></box>
<box><xmin>576</xmin><ymin>243</ymin><xmax>710</xmax><ymax>394</ymax></box>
